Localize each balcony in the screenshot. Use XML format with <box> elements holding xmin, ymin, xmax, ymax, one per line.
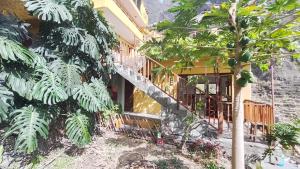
<box><xmin>115</xmin><ymin>0</ymin><xmax>148</xmax><ymax>28</ymax></box>
<box><xmin>94</xmin><ymin>0</ymin><xmax>144</xmax><ymax>45</ymax></box>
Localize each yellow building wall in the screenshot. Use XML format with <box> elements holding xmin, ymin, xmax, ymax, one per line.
<box><xmin>160</xmin><ymin>58</ymin><xmax>231</xmax><ymax>75</ymax></box>
<box><xmin>133</xmin><ymin>89</ymin><xmax>161</xmax><ymax>115</ymax></box>
<box><xmin>93</xmin><ymin>0</ymin><xmax>144</xmax><ymax>40</ymax></box>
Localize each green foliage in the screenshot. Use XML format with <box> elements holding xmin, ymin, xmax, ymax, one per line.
<box><xmin>140</xmin><ymin>0</ymin><xmax>300</xmax><ymax>86</ymax></box>
<box><xmin>263</xmin><ymin>119</ymin><xmax>300</xmax><ymax>160</ymax></box>
<box><xmin>204</xmin><ymin>161</ymin><xmax>224</xmax><ymax>169</ymax></box>
<box><xmin>271</xmin><ymin>121</ymin><xmax>300</xmax><ymax>149</ymax></box>
<box><xmin>239</xmin><ymin>51</ymin><xmax>252</xmax><ymax>62</ymax></box>
<box><xmin>102</xmin><ymin>104</ymin><xmax>121</xmax><ymax>121</ymax></box>
<box><xmin>80</xmin><ymin>33</ymin><xmax>100</xmax><ymax>60</ymax></box>
<box><xmin>23</xmin><ymin>0</ymin><xmax>73</xmax><ymax>23</ymax></box>
<box><xmin>73</xmin><ymin>78</ymin><xmax>113</xmax><ymax>112</ymax></box>
<box><xmin>6</xmin><ymin>72</ymin><xmax>34</xmax><ymax>100</ymax></box>
<box><xmin>50</xmin><ymin>59</ymin><xmax>82</xmax><ymax>96</ymax></box>
<box><xmin>4</xmin><ymin>105</ymin><xmax>50</xmax><ymax>153</ymax></box>
<box><xmin>32</xmin><ymin>67</ymin><xmax>68</xmax><ymax>105</ymax></box>
<box><xmin>0</xmin><ymin>145</ymin><xmax>3</xmax><ymax>164</ymax></box>
<box><xmin>57</xmin><ymin>27</ymin><xmax>84</xmax><ymax>46</ymax></box>
<box><xmin>0</xmin><ymin>85</ymin><xmax>14</xmax><ymax>122</ymax></box>
<box><xmin>0</xmin><ymin>14</ymin><xmax>31</xmax><ymax>43</ymax></box>
<box><xmin>237</xmin><ymin>70</ymin><xmax>254</xmax><ymax>87</ymax></box>
<box><xmin>0</xmin><ymin>36</ymin><xmax>37</xmax><ymax>65</ymax></box>
<box><xmin>66</xmin><ymin>110</ymin><xmax>92</xmax><ymax>147</ymax></box>
<box><xmin>0</xmin><ymin>0</ymin><xmax>116</xmax><ymax>154</ymax></box>
<box><xmin>154</xmin><ymin>158</ymin><xmax>184</xmax><ymax>169</ymax></box>
<box><xmin>228</xmin><ymin>58</ymin><xmax>237</xmax><ymax>67</ymax></box>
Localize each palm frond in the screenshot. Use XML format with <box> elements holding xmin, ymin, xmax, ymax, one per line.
<box><xmin>80</xmin><ymin>33</ymin><xmax>100</xmax><ymax>60</ymax></box>
<box><xmin>73</xmin><ymin>78</ymin><xmax>112</xmax><ymax>112</ymax></box>
<box><xmin>0</xmin><ymin>36</ymin><xmax>37</xmax><ymax>65</ymax></box>
<box><xmin>32</xmin><ymin>67</ymin><xmax>68</xmax><ymax>105</ymax></box>
<box><xmin>4</xmin><ymin>105</ymin><xmax>50</xmax><ymax>153</ymax></box>
<box><xmin>50</xmin><ymin>59</ymin><xmax>82</xmax><ymax>96</ymax></box>
<box><xmin>0</xmin><ymin>85</ymin><xmax>14</xmax><ymax>122</ymax></box>
<box><xmin>66</xmin><ymin>110</ymin><xmax>91</xmax><ymax>147</ymax></box>
<box><xmin>23</xmin><ymin>0</ymin><xmax>72</xmax><ymax>23</ymax></box>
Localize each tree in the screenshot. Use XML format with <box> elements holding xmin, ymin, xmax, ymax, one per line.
<box><xmin>141</xmin><ymin>0</ymin><xmax>299</xmax><ymax>168</ymax></box>
<box><xmin>0</xmin><ymin>0</ymin><xmax>117</xmax><ymax>153</ymax></box>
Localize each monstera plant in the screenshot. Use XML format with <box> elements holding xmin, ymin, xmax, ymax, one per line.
<box><xmin>0</xmin><ymin>0</ymin><xmax>117</xmax><ymax>153</ymax></box>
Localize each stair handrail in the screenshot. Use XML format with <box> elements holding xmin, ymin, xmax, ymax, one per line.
<box><xmin>113</xmin><ymin>51</ymin><xmax>221</xmax><ymax>131</ymax></box>
<box><xmin>145</xmin><ymin>55</ymin><xmax>217</xmax><ymax>100</ymax></box>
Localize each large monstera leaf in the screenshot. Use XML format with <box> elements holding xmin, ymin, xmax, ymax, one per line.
<box><xmin>50</xmin><ymin>59</ymin><xmax>82</xmax><ymax>96</ymax></box>
<box><xmin>58</xmin><ymin>27</ymin><xmax>84</xmax><ymax>46</ymax></box>
<box><xmin>4</xmin><ymin>71</ymin><xmax>35</xmax><ymax>100</ymax></box>
<box><xmin>23</xmin><ymin>0</ymin><xmax>72</xmax><ymax>23</ymax></box>
<box><xmin>0</xmin><ymin>36</ymin><xmax>37</xmax><ymax>65</ymax></box>
<box><xmin>4</xmin><ymin>105</ymin><xmax>50</xmax><ymax>153</ymax></box>
<box><xmin>0</xmin><ymin>14</ymin><xmax>31</xmax><ymax>43</ymax></box>
<box><xmin>66</xmin><ymin>110</ymin><xmax>91</xmax><ymax>147</ymax></box>
<box><xmin>80</xmin><ymin>33</ymin><xmax>100</xmax><ymax>60</ymax></box>
<box><xmin>0</xmin><ymin>85</ymin><xmax>14</xmax><ymax>122</ymax></box>
<box><xmin>73</xmin><ymin>78</ymin><xmax>112</xmax><ymax>112</ymax></box>
<box><xmin>32</xmin><ymin>67</ymin><xmax>68</xmax><ymax>105</ymax></box>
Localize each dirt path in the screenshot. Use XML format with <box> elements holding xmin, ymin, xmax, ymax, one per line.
<box><xmin>37</xmin><ymin>131</ymin><xmax>202</xmax><ymax>169</ymax></box>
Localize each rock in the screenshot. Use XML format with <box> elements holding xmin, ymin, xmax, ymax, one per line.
<box><xmin>251</xmin><ymin>58</ymin><xmax>300</xmax><ymax>122</ymax></box>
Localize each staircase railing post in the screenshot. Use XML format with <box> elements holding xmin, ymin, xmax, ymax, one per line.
<box><xmin>177</xmin><ymin>78</ymin><xmax>180</xmax><ymax>110</ymax></box>
<box><xmin>218</xmin><ymin>102</ymin><xmax>224</xmax><ymax>134</ymax></box>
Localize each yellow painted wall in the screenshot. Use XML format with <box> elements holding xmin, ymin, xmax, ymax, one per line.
<box><xmin>133</xmin><ymin>89</ymin><xmax>161</xmax><ymax>115</ymax></box>
<box><xmin>160</xmin><ymin>58</ymin><xmax>232</xmax><ymax>75</ymax></box>
<box><xmin>94</xmin><ymin>0</ymin><xmax>144</xmax><ymax>41</ymax></box>
<box><xmin>241</xmin><ymin>64</ymin><xmax>252</xmax><ymax>101</ymax></box>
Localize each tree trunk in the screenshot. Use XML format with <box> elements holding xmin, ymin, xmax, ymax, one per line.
<box><xmin>232</xmin><ymin>76</ymin><xmax>245</xmax><ymax>169</ymax></box>
<box><xmin>229</xmin><ymin>1</ymin><xmax>245</xmax><ymax>167</ymax></box>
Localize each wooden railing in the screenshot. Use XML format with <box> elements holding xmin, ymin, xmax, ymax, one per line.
<box><xmin>244</xmin><ymin>100</ymin><xmax>274</xmax><ymax>140</ymax></box>
<box><xmin>113</xmin><ymin>52</ymin><xmax>276</xmax><ymax>137</ymax></box>
<box><xmin>113</xmin><ymin>51</ymin><xmax>218</xmax><ymax>125</ymax></box>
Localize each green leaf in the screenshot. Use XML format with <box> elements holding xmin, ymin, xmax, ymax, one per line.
<box><xmin>50</xmin><ymin>59</ymin><xmax>82</xmax><ymax>96</ymax></box>
<box><xmin>0</xmin><ymin>36</ymin><xmax>36</xmax><ymax>65</ymax></box>
<box><xmin>73</xmin><ymin>78</ymin><xmax>112</xmax><ymax>112</ymax></box>
<box><xmin>23</xmin><ymin>0</ymin><xmax>73</xmax><ymax>23</ymax></box>
<box><xmin>80</xmin><ymin>33</ymin><xmax>100</xmax><ymax>60</ymax></box>
<box><xmin>66</xmin><ymin>110</ymin><xmax>91</xmax><ymax>147</ymax></box>
<box><xmin>0</xmin><ymin>14</ymin><xmax>31</xmax><ymax>43</ymax></box>
<box><xmin>56</xmin><ymin>27</ymin><xmax>84</xmax><ymax>46</ymax></box>
<box><xmin>238</xmin><ymin>5</ymin><xmax>262</xmax><ymax>16</ymax></box>
<box><xmin>32</xmin><ymin>67</ymin><xmax>68</xmax><ymax>105</ymax></box>
<box><xmin>0</xmin><ymin>85</ymin><xmax>14</xmax><ymax>122</ymax></box>
<box><xmin>4</xmin><ymin>105</ymin><xmax>50</xmax><ymax>153</ymax></box>
<box><xmin>70</xmin><ymin>0</ymin><xmax>91</xmax><ymax>9</ymax></box>
<box><xmin>6</xmin><ymin>72</ymin><xmax>34</xmax><ymax>100</ymax></box>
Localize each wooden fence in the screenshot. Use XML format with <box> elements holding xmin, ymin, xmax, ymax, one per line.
<box><xmin>244</xmin><ymin>100</ymin><xmax>274</xmax><ymax>140</ymax></box>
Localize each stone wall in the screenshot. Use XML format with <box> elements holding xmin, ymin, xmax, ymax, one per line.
<box><xmin>251</xmin><ymin>58</ymin><xmax>300</xmax><ymax>122</ymax></box>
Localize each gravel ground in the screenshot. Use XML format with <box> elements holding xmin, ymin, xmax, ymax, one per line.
<box><xmin>35</xmin><ymin>131</ymin><xmax>205</xmax><ymax>169</ymax></box>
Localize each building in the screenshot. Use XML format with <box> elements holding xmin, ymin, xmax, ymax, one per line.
<box><xmin>96</xmin><ymin>0</ymin><xmax>273</xmax><ymax>137</ymax></box>
<box><xmin>0</xmin><ymin>0</ymin><xmax>273</xmax><ymax>137</ymax></box>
